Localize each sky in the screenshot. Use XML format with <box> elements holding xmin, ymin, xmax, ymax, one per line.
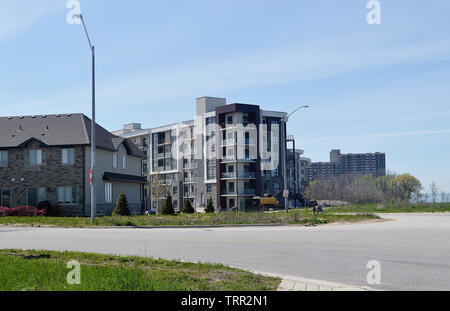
<box><xmin>1</xmin><ymin>0</ymin><xmax>449</xmax><ymax>192</ymax></box>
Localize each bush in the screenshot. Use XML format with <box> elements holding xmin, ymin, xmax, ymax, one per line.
<box><xmin>182</xmin><ymin>199</ymin><xmax>195</xmax><ymax>213</ymax></box>
<box><xmin>161</xmin><ymin>194</ymin><xmax>175</xmax><ymax>215</ymax></box>
<box><xmin>205</xmin><ymin>198</ymin><xmax>215</xmax><ymax>213</ymax></box>
<box><xmin>112</xmin><ymin>192</ymin><xmax>131</xmax><ymax>216</ymax></box>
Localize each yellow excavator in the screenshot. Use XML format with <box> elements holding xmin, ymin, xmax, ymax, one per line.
<box><xmin>244</xmin><ymin>191</ymin><xmax>316</xmax><ymax>212</ymax></box>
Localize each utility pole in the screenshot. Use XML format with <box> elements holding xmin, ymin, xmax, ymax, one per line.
<box><xmin>282</xmin><ymin>105</ymin><xmax>309</xmax><ymax>213</ymax></box>
<box><xmin>76</xmin><ymin>14</ymin><xmax>96</xmax><ymax>222</ymax></box>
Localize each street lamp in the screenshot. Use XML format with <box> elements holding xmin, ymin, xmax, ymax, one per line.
<box><xmin>75</xmin><ymin>13</ymin><xmax>96</xmax><ymax>222</ymax></box>
<box><xmin>282</xmin><ymin>105</ymin><xmax>309</xmax><ymax>213</ymax></box>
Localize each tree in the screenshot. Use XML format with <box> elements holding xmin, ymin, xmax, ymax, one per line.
<box><xmin>161</xmin><ymin>193</ymin><xmax>175</xmax><ymax>215</ymax></box>
<box><xmin>149</xmin><ymin>173</ymin><xmax>170</xmax><ymax>211</ymax></box>
<box><xmin>205</xmin><ymin>198</ymin><xmax>215</xmax><ymax>213</ymax></box>
<box><xmin>182</xmin><ymin>199</ymin><xmax>195</xmax><ymax>213</ymax></box>
<box><xmin>390</xmin><ymin>174</ymin><xmax>422</xmax><ymax>202</ymax></box>
<box><xmin>430</xmin><ymin>182</ymin><xmax>439</xmax><ymax>204</ymax></box>
<box><xmin>112</xmin><ymin>192</ymin><xmax>131</xmax><ymax>216</ymax></box>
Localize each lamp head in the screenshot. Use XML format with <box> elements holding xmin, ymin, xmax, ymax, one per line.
<box><xmin>74</xmin><ymin>14</ymin><xmax>83</xmax><ymax>19</ymax></box>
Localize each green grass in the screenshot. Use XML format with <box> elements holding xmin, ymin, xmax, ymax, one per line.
<box><xmin>326</xmin><ymin>203</ymin><xmax>450</xmax><ymax>214</ymax></box>
<box><xmin>0</xmin><ymin>249</ymin><xmax>280</xmax><ymax>291</ymax></box>
<box><xmin>0</xmin><ymin>210</ymin><xmax>380</xmax><ymax>228</ymax></box>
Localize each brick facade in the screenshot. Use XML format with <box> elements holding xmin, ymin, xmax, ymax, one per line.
<box><xmin>0</xmin><ymin>142</ymin><xmax>85</xmax><ymax>215</ymax></box>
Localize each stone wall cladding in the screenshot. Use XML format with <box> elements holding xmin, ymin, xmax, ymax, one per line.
<box><xmin>0</xmin><ymin>142</ymin><xmax>85</xmax><ymax>216</ymax></box>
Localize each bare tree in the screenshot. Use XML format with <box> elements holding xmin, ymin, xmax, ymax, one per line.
<box><xmin>430</xmin><ymin>182</ymin><xmax>439</xmax><ymax>204</ymax></box>
<box><xmin>149</xmin><ymin>173</ymin><xmax>170</xmax><ymax>211</ymax></box>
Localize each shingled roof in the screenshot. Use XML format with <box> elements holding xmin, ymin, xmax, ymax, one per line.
<box><xmin>0</xmin><ymin>114</ymin><xmax>143</xmax><ymax>158</ymax></box>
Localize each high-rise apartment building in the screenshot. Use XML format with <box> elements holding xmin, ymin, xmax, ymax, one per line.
<box><xmin>114</xmin><ymin>97</ymin><xmax>289</xmax><ymax>212</ymax></box>
<box><xmin>309</xmin><ymin>149</ymin><xmax>386</xmax><ymax>181</ymax></box>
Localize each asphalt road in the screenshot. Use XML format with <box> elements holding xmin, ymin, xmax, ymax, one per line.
<box><xmin>1</xmin><ymin>213</ymin><xmax>449</xmax><ymax>290</ymax></box>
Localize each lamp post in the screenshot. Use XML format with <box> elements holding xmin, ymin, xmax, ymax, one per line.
<box><xmin>282</xmin><ymin>105</ymin><xmax>309</xmax><ymax>213</ymax></box>
<box><xmin>75</xmin><ymin>14</ymin><xmax>96</xmax><ymax>222</ymax></box>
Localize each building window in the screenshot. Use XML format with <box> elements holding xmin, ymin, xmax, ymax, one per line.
<box><xmin>61</xmin><ymin>148</ymin><xmax>75</xmax><ymax>165</ymax></box>
<box><xmin>0</xmin><ymin>188</ymin><xmax>11</xmax><ymax>207</ymax></box>
<box><xmin>227</xmin><ymin>116</ymin><xmax>233</xmax><ymax>125</ymax></box>
<box><xmin>29</xmin><ymin>149</ymin><xmax>42</xmax><ymax>165</ymax></box>
<box><xmin>58</xmin><ymin>186</ymin><xmax>78</xmax><ymax>204</ymax></box>
<box><xmin>105</xmin><ymin>182</ymin><xmax>113</xmax><ymax>203</ymax></box>
<box><xmin>206</xmin><ymin>184</ymin><xmax>213</xmax><ymax>193</ymax></box>
<box><xmin>228</xmin><ymin>182</ymin><xmax>235</xmax><ymax>193</ymax></box>
<box><xmin>143</xmin><ymin>163</ymin><xmax>148</xmax><ymax>173</ymax></box>
<box><xmin>0</xmin><ymin>151</ymin><xmax>7</xmax><ymax>166</ymax></box>
<box><xmin>27</xmin><ymin>188</ymin><xmax>46</xmax><ymax>206</ymax></box>
<box><xmin>122</xmin><ymin>156</ymin><xmax>127</xmax><ymax>169</ymax></box>
<box><xmin>173</xmin><ymin>187</ymin><xmax>178</xmax><ymax>195</ymax></box>
<box><xmin>113</xmin><ymin>153</ymin><xmax>118</xmax><ymax>168</ymax></box>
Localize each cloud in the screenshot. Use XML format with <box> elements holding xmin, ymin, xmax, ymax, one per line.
<box><xmin>298</xmin><ymin>130</ymin><xmax>450</xmax><ymax>144</ymax></box>
<box><xmin>0</xmin><ymin>0</ymin><xmax>61</xmax><ymax>43</ymax></box>
<box><xmin>96</xmin><ymin>36</ymin><xmax>450</xmax><ymax>105</ymax></box>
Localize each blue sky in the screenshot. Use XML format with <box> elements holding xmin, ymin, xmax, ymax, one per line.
<box><xmin>1</xmin><ymin>0</ymin><xmax>449</xmax><ymax>192</ymax></box>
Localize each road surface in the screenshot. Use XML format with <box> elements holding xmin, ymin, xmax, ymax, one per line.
<box><xmin>1</xmin><ymin>213</ymin><xmax>449</xmax><ymax>290</ymax></box>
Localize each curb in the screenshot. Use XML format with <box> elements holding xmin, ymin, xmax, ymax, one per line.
<box><xmin>0</xmin><ymin>223</ymin><xmax>302</xmax><ymax>230</ymax></box>
<box><xmin>246</xmin><ymin>270</ymin><xmax>377</xmax><ymax>291</ymax></box>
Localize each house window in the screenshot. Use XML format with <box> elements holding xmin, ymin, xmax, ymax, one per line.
<box><xmin>61</xmin><ymin>148</ymin><xmax>75</xmax><ymax>165</ymax></box>
<box><xmin>29</xmin><ymin>149</ymin><xmax>42</xmax><ymax>165</ymax></box>
<box><xmin>58</xmin><ymin>186</ymin><xmax>78</xmax><ymax>204</ymax></box>
<box><xmin>0</xmin><ymin>188</ymin><xmax>11</xmax><ymax>207</ymax></box>
<box><xmin>113</xmin><ymin>153</ymin><xmax>118</xmax><ymax>168</ymax></box>
<box><xmin>122</xmin><ymin>156</ymin><xmax>127</xmax><ymax>169</ymax></box>
<box><xmin>27</xmin><ymin>188</ymin><xmax>46</xmax><ymax>206</ymax></box>
<box><xmin>173</xmin><ymin>187</ymin><xmax>178</xmax><ymax>195</ymax></box>
<box><xmin>227</xmin><ymin>116</ymin><xmax>233</xmax><ymax>124</ymax></box>
<box><xmin>0</xmin><ymin>151</ymin><xmax>7</xmax><ymax>166</ymax></box>
<box><xmin>105</xmin><ymin>182</ymin><xmax>113</xmax><ymax>203</ymax></box>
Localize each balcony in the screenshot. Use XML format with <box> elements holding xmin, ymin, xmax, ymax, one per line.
<box><xmin>184</xmin><ymin>192</ymin><xmax>195</xmax><ymax>198</ymax></box>
<box><xmin>221</xmin><ymin>188</ymin><xmax>256</xmax><ymax>196</ymax></box>
<box><xmin>220</xmin><ymin>156</ymin><xmax>256</xmax><ymax>163</ymax></box>
<box><xmin>221</xmin><ymin>138</ymin><xmax>256</xmax><ymax>146</ymax></box>
<box><xmin>184</xmin><ymin>177</ymin><xmax>197</xmax><ymax>183</ymax></box>
<box><xmin>183</xmin><ymin>162</ymin><xmax>197</xmax><ymax>169</ymax></box>
<box><xmin>221</xmin><ymin>172</ymin><xmax>256</xmax><ymax>179</ymax></box>
<box><xmin>156</xmin><ymin>152</ymin><xmax>172</xmax><ymax>159</ymax></box>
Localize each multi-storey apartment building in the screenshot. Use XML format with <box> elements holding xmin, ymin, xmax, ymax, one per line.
<box><xmin>287</xmin><ymin>149</ymin><xmax>311</xmax><ymax>193</ymax></box>
<box><xmin>0</xmin><ymin>114</ymin><xmax>146</xmax><ymax>216</ymax></box>
<box><xmin>115</xmin><ymin>96</ymin><xmax>289</xmax><ymax>212</ymax></box>
<box><xmin>309</xmin><ymin>149</ymin><xmax>386</xmax><ymax>181</ymax></box>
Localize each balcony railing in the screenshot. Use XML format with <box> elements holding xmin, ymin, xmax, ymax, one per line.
<box><xmin>220</xmin><ymin>138</ymin><xmax>256</xmax><ymax>146</ymax></box>
<box><xmin>183</xmin><ymin>162</ymin><xmax>197</xmax><ymax>169</ymax></box>
<box><xmin>221</xmin><ymin>188</ymin><xmax>256</xmax><ymax>196</ymax></box>
<box><xmin>221</xmin><ymin>156</ymin><xmax>256</xmax><ymax>163</ymax></box>
<box><xmin>221</xmin><ymin>172</ymin><xmax>256</xmax><ymax>179</ymax></box>
<box><xmin>156</xmin><ymin>152</ymin><xmax>172</xmax><ymax>159</ymax></box>
<box><xmin>184</xmin><ymin>177</ymin><xmax>197</xmax><ymax>183</ymax></box>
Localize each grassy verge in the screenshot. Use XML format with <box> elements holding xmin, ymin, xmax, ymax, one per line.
<box><xmin>0</xmin><ymin>210</ymin><xmax>379</xmax><ymax>228</ymax></box>
<box><xmin>0</xmin><ymin>249</ymin><xmax>280</xmax><ymax>291</ymax></box>
<box><xmin>326</xmin><ymin>203</ymin><xmax>450</xmax><ymax>214</ymax></box>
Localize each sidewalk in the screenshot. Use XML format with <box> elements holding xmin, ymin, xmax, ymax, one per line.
<box><xmin>249</xmin><ymin>270</ymin><xmax>376</xmax><ymax>291</ymax></box>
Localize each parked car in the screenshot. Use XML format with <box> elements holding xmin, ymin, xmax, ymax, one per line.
<box><xmin>0</xmin><ymin>206</ymin><xmax>10</xmax><ymax>217</ymax></box>
<box><xmin>4</xmin><ymin>206</ymin><xmax>46</xmax><ymax>217</ymax></box>
<box><xmin>145</xmin><ymin>209</ymin><xmax>157</xmax><ymax>215</ymax></box>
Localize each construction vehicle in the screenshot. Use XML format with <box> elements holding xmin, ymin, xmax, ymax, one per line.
<box><xmin>244</xmin><ymin>191</ymin><xmax>316</xmax><ymax>212</ymax></box>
